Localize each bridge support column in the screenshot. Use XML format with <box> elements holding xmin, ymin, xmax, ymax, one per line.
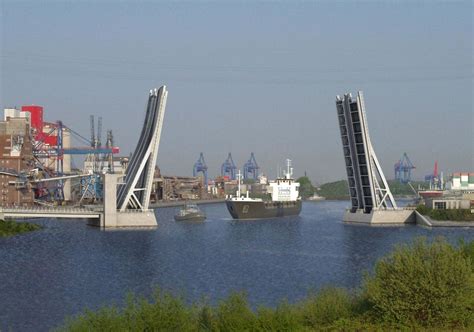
<box><xmin>103</xmin><ymin>173</ymin><xmax>118</xmax><ymax>227</ymax></box>
<box><xmin>102</xmin><ymin>173</ymin><xmax>157</xmax><ymax>228</ymax></box>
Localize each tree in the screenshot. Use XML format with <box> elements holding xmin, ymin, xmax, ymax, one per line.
<box><xmin>363</xmin><ymin>238</ymin><xmax>473</xmax><ymax>327</ymax></box>
<box><xmin>296</xmin><ymin>176</ymin><xmax>315</xmax><ymax>199</ymax></box>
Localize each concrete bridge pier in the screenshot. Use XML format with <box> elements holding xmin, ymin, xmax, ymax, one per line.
<box><xmin>99</xmin><ymin>173</ymin><xmax>157</xmax><ymax>228</ymax></box>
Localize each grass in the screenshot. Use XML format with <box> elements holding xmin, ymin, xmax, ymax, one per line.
<box><xmin>58</xmin><ymin>237</ymin><xmax>474</xmax><ymax>331</ymax></box>
<box><xmin>0</xmin><ymin>219</ymin><xmax>41</xmax><ymax>237</ymax></box>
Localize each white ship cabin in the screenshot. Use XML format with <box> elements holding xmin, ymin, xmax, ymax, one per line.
<box><xmin>267</xmin><ymin>159</ymin><xmax>300</xmax><ymax>202</ymax></box>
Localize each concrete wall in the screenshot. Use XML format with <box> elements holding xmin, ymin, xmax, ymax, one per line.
<box><xmin>343</xmin><ymin>209</ymin><xmax>415</xmax><ymax>224</ymax></box>
<box><xmin>101</xmin><ymin>173</ymin><xmax>157</xmax><ymax>228</ymax></box>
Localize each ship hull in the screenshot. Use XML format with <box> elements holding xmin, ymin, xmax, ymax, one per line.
<box><xmin>225</xmin><ymin>200</ymin><xmax>302</xmax><ymax>219</ymax></box>
<box><xmin>174</xmin><ymin>212</ymin><xmax>206</xmax><ymax>222</ymax></box>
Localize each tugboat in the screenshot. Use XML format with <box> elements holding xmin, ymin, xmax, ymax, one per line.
<box><xmin>226</xmin><ymin>159</ymin><xmax>302</xmax><ymax>219</ymax></box>
<box><xmin>174</xmin><ymin>202</ymin><xmax>206</xmax><ymax>222</ymax></box>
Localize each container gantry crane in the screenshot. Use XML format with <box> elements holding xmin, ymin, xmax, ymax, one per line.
<box><xmin>394</xmin><ymin>152</ymin><xmax>415</xmax><ymax>183</ymax></box>
<box><xmin>243</xmin><ymin>152</ymin><xmax>259</xmax><ymax>180</ymax></box>
<box><xmin>221</xmin><ymin>153</ymin><xmax>237</xmax><ymax>180</ymax></box>
<box><xmin>193</xmin><ymin>152</ymin><xmax>208</xmax><ymax>186</ymax></box>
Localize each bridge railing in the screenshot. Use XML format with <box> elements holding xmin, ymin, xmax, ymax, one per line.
<box><xmin>0</xmin><ymin>206</ymin><xmax>100</xmax><ymax>214</ymax></box>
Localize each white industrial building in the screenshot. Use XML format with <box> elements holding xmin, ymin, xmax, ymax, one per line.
<box><xmin>447</xmin><ymin>172</ymin><xmax>474</xmax><ymax>192</ymax></box>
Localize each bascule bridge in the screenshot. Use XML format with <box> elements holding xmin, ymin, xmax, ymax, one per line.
<box><xmin>101</xmin><ymin>86</ymin><xmax>168</xmax><ymax>227</ymax></box>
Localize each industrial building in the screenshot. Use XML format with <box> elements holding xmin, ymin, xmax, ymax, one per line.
<box><xmin>448</xmin><ymin>172</ymin><xmax>474</xmax><ymax>192</ymax></box>
<box><xmin>83</xmin><ymin>156</ymin><xmax>129</xmax><ymax>175</ymax></box>
<box><xmin>155</xmin><ymin>175</ymin><xmax>206</xmax><ymax>201</ymax></box>
<box><xmin>1</xmin><ymin>103</ymin><xmax>211</xmax><ymax>206</ymax></box>
<box><xmin>0</xmin><ymin>115</ymin><xmax>35</xmax><ymax>206</ymax></box>
<box><xmin>0</xmin><ymin>106</ymin><xmax>100</xmax><ymax>206</ymax></box>
<box><xmin>424</xmin><ymin>197</ymin><xmax>471</xmax><ymax>210</ymax></box>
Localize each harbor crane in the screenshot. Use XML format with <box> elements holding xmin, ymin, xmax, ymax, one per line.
<box><xmin>221</xmin><ymin>153</ymin><xmax>237</xmax><ymax>180</ymax></box>
<box><xmin>193</xmin><ymin>152</ymin><xmax>208</xmax><ymax>186</ymax></box>
<box><xmin>243</xmin><ymin>152</ymin><xmax>259</xmax><ymax>180</ymax></box>
<box><xmin>425</xmin><ymin>161</ymin><xmax>443</xmax><ymax>190</ymax></box>
<box><xmin>394</xmin><ymin>152</ymin><xmax>415</xmax><ymax>183</ymax></box>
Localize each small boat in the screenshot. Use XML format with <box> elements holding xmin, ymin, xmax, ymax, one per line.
<box><xmin>174</xmin><ymin>202</ymin><xmax>206</xmax><ymax>222</ymax></box>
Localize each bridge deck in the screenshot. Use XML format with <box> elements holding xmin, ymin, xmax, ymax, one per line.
<box><xmin>0</xmin><ymin>207</ymin><xmax>102</xmax><ymax>220</ymax></box>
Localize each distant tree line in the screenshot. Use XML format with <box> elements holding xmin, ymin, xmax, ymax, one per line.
<box><xmin>316</xmin><ymin>180</ymin><xmax>425</xmax><ymax>200</ymax></box>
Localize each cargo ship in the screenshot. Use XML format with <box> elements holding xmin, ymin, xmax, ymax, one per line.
<box><xmin>225</xmin><ymin>159</ymin><xmax>302</xmax><ymax>219</ymax></box>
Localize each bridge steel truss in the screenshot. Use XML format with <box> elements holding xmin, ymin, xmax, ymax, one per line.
<box><xmin>116</xmin><ymin>86</ymin><xmax>168</xmax><ymax>212</ymax></box>
<box><xmin>335</xmin><ymin>91</ymin><xmax>396</xmax><ymax>214</ymax></box>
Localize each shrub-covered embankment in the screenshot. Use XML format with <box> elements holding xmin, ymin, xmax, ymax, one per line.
<box><xmin>0</xmin><ymin>220</ymin><xmax>41</xmax><ymax>237</ymax></box>
<box><xmin>417</xmin><ymin>205</ymin><xmax>474</xmax><ymax>222</ymax></box>
<box><xmin>59</xmin><ymin>238</ymin><xmax>474</xmax><ymax>331</ymax></box>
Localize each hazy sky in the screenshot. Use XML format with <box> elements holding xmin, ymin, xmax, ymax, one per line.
<box><xmin>1</xmin><ymin>1</ymin><xmax>472</xmax><ymax>182</ymax></box>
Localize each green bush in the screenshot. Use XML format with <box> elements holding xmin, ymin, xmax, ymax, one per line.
<box><xmin>0</xmin><ymin>220</ymin><xmax>41</xmax><ymax>237</ymax></box>
<box><xmin>363</xmin><ymin>238</ymin><xmax>474</xmax><ymax>328</ymax></box>
<box><xmin>416</xmin><ymin>204</ymin><xmax>430</xmax><ymax>215</ymax></box>
<box><xmin>416</xmin><ymin>205</ymin><xmax>474</xmax><ymax>222</ymax></box>
<box><xmin>429</xmin><ymin>208</ymin><xmax>472</xmax><ymax>221</ymax></box>
<box><xmin>256</xmin><ymin>301</ymin><xmax>300</xmax><ymax>331</ymax></box>
<box><xmin>460</xmin><ymin>239</ymin><xmax>474</xmax><ymax>272</ymax></box>
<box><xmin>215</xmin><ymin>292</ymin><xmax>256</xmax><ymax>331</ymax></box>
<box><xmin>296</xmin><ymin>176</ymin><xmax>315</xmax><ymax>199</ymax></box>
<box><xmin>299</xmin><ymin>287</ymin><xmax>353</xmax><ymax>327</ymax></box>
<box><xmin>62</xmin><ymin>290</ymin><xmax>197</xmax><ymax>332</ymax></box>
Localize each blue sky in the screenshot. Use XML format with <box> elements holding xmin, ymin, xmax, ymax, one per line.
<box><xmin>1</xmin><ymin>1</ymin><xmax>472</xmax><ymax>182</ymax></box>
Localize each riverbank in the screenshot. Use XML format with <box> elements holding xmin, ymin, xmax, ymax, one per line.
<box><xmin>58</xmin><ymin>238</ymin><xmax>474</xmax><ymax>331</ymax></box>
<box><xmin>416</xmin><ymin>212</ymin><xmax>474</xmax><ymax>228</ymax></box>
<box><xmin>416</xmin><ymin>205</ymin><xmax>474</xmax><ymax>227</ymax></box>
<box><xmin>0</xmin><ymin>220</ymin><xmax>41</xmax><ymax>237</ymax></box>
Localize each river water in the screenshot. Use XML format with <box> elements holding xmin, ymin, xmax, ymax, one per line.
<box><xmin>1</xmin><ymin>200</ymin><xmax>473</xmax><ymax>331</ymax></box>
